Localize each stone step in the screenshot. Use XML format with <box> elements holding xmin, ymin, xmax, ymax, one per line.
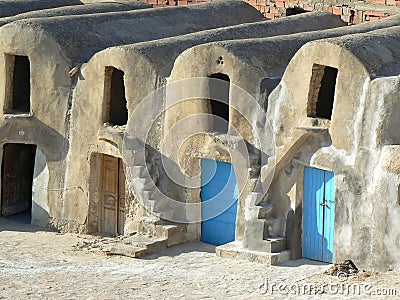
<box><xmin>262</xmin><ymin>238</ymin><xmax>286</xmax><ymax>253</ymax></box>
<box><xmin>104</xmin><ymin>244</ymin><xmax>147</xmax><ymax>258</ymax></box>
<box><xmin>142</xmin><ymin>199</ymin><xmax>169</xmax><ymax>213</ymax></box>
<box><xmin>155</xmin><ymin>223</ymin><xmax>187</xmax><ymax>247</ymax></box>
<box><xmin>125</xmin><ymin>165</ymin><xmax>145</xmax><ymax>178</ymax></box>
<box><xmin>253</xmin><ymin>181</ymin><xmax>265</xmax><ymax>193</ymax></box>
<box><xmin>216</xmin><ymin>242</ymin><xmax>290</xmax><ymax>266</ymax></box>
<box><xmin>123</xmin><ymin>234</ymin><xmax>168</xmax><ymax>253</ymax></box>
<box><xmin>151</xmin><ymin>209</ymin><xmax>175</xmax><ymax>221</ymax></box>
<box><xmin>247</xmin><ymin>203</ymin><xmax>274</xmax><ymax>219</ymax></box>
<box><xmin>248</xmin><ymin>178</ymin><xmax>266</xmax><ymax>194</ymax></box>
<box><xmin>139</xmin><ymin>163</ymin><xmax>152</xmax><ymax>177</ymax></box>
<box><xmin>102</xmin><ymin>234</ymin><xmax>171</xmax><ymax>258</ymax></box>
<box><xmin>144</xmin><ymin>189</ymin><xmax>165</xmax><ymax>202</ymax></box>
<box><xmin>123</xmin><ymin>136</ymin><xmax>146</xmax><ymax>151</ymax></box>
<box><xmin>142</xmin><ymin>189</ymin><xmax>163</xmax><ymax>202</ymax></box>
<box><xmin>131</xmin><ymin>149</ymin><xmax>146</xmax><ymax>165</ymax></box>
<box><xmin>248</xmin><ymin>165</ymin><xmax>261</xmax><ymax>178</ymax></box>
<box><xmin>136</xmin><ymin>177</ymin><xmax>158</xmax><ymax>190</ymax></box>
<box><xmin>131</xmin><ymin>217</ymin><xmax>187</xmax><ymax>247</ymax></box>
<box><xmin>258</xmin><ymin>204</ymin><xmax>274</xmax><ymax>219</ymax></box>
<box><xmin>246</xmin><ymin>191</ymin><xmax>264</xmax><ymax>207</ymax></box>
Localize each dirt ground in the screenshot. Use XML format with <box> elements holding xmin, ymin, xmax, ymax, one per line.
<box><xmin>0</xmin><ymin>217</ymin><xmax>399</xmax><ymax>300</ymax></box>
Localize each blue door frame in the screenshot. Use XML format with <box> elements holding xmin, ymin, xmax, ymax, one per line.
<box><xmin>201</xmin><ymin>159</ymin><xmax>238</xmax><ymax>246</ymax></box>
<box><xmin>303</xmin><ymin>167</ymin><xmax>335</xmax><ymax>263</ymax></box>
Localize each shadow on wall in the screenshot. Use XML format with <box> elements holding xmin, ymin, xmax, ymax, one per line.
<box><xmin>0</xmin><ymin>116</ymin><xmax>69</xmax><ymax>176</ymax></box>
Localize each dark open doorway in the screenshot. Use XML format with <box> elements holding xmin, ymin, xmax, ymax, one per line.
<box><xmin>105</xmin><ymin>67</ymin><xmax>128</xmax><ymax>126</ymax></box>
<box><xmin>307</xmin><ymin>64</ymin><xmax>338</xmax><ymax>120</ymax></box>
<box><xmin>1</xmin><ymin>144</ymin><xmax>37</xmax><ymax>223</ymax></box>
<box><xmin>4</xmin><ymin>55</ymin><xmax>31</xmax><ymax>114</ymax></box>
<box><xmin>209</xmin><ymin>73</ymin><xmax>230</xmax><ymax>133</ymax></box>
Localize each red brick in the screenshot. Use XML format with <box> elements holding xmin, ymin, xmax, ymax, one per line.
<box><xmin>365</xmin><ymin>10</ymin><xmax>387</xmax><ymax>16</ymax></box>
<box><xmin>332</xmin><ymin>7</ymin><xmax>342</xmax><ymax>16</ymax></box>
<box><xmin>275</xmin><ymin>0</ymin><xmax>285</xmax><ymax>7</ymax></box>
<box><xmin>365</xmin><ymin>0</ymin><xmax>386</xmax><ymax>4</ymax></box>
<box><xmin>264</xmin><ymin>12</ymin><xmax>277</xmax><ymax>18</ymax></box>
<box><xmin>369</xmin><ymin>15</ymin><xmax>382</xmax><ymax>21</ymax></box>
<box><xmin>270</xmin><ymin>6</ymin><xmax>279</xmax><ymax>13</ymax></box>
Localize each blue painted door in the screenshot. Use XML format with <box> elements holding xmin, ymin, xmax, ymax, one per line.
<box><xmin>303</xmin><ymin>167</ymin><xmax>335</xmax><ymax>263</ymax></box>
<box><xmin>201</xmin><ymin>159</ymin><xmax>238</xmax><ymax>246</ymax></box>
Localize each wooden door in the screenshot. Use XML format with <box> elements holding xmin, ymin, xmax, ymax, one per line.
<box><xmin>118</xmin><ymin>159</ymin><xmax>126</xmax><ymax>234</ymax></box>
<box><xmin>303</xmin><ymin>167</ymin><xmax>335</xmax><ymax>263</ymax></box>
<box><xmin>100</xmin><ymin>155</ymin><xmax>125</xmax><ymax>235</ymax></box>
<box><xmin>1</xmin><ymin>144</ymin><xmax>36</xmax><ymax>216</ymax></box>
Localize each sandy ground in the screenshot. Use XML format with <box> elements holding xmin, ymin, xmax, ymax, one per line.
<box><xmin>0</xmin><ymin>217</ymin><xmax>399</xmax><ymax>299</ymax></box>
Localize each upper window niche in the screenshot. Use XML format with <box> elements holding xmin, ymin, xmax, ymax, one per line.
<box><xmin>307</xmin><ymin>64</ymin><xmax>338</xmax><ymax>120</ymax></box>
<box><xmin>4</xmin><ymin>54</ymin><xmax>31</xmax><ymax>114</ymax></box>
<box><xmin>208</xmin><ymin>73</ymin><xmax>230</xmax><ymax>133</ymax></box>
<box><xmin>104</xmin><ymin>66</ymin><xmax>128</xmax><ymax>126</ymax></box>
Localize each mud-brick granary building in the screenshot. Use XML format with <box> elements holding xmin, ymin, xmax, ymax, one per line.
<box><xmin>0</xmin><ymin>0</ymin><xmax>263</xmax><ymax>228</ymax></box>
<box><xmin>266</xmin><ymin>26</ymin><xmax>400</xmax><ymax>270</ymax></box>
<box><xmin>0</xmin><ymin>0</ymin><xmax>399</xmax><ymax>272</ymax></box>
<box><xmin>66</xmin><ymin>11</ymin><xmax>345</xmax><ymax>237</ymax></box>
<box><xmin>163</xmin><ymin>14</ymin><xmax>400</xmax><ymax>270</ymax></box>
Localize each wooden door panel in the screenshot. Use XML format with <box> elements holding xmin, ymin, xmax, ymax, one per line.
<box><xmin>117</xmin><ymin>159</ymin><xmax>126</xmax><ymax>234</ymax></box>
<box><xmin>118</xmin><ymin>205</ymin><xmax>126</xmax><ymax>235</ymax></box>
<box><xmin>100</xmin><ymin>155</ymin><xmax>126</xmax><ymax>235</ymax></box>
<box><xmin>102</xmin><ymin>207</ymin><xmax>116</xmax><ymax>234</ymax></box>
<box><xmin>103</xmin><ymin>195</ymin><xmax>117</xmax><ymax>207</ymax></box>
<box><xmin>118</xmin><ymin>160</ymin><xmax>126</xmax><ymax>209</ymax></box>
<box><xmin>1</xmin><ymin>144</ymin><xmax>36</xmax><ymax>216</ymax></box>
<box><xmin>100</xmin><ymin>155</ymin><xmax>118</xmax><ymax>234</ymax></box>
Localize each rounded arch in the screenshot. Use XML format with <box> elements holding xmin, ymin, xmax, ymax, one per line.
<box><xmin>270</xmin><ymin>40</ymin><xmax>370</xmax><ymax>155</ymax></box>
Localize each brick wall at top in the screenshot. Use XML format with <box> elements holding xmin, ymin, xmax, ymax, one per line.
<box><xmin>139</xmin><ymin>0</ymin><xmax>400</xmax><ymax>24</ymax></box>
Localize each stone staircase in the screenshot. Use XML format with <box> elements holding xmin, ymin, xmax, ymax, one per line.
<box><xmin>225</xmin><ymin>150</ymin><xmax>291</xmax><ymax>265</ymax></box>
<box><xmin>121</xmin><ymin>137</ymin><xmax>188</xmax><ymax>255</ymax></box>
<box><xmin>104</xmin><ymin>219</ymin><xmax>187</xmax><ymax>258</ymax></box>
<box><xmin>216</xmin><ymin>239</ymin><xmax>290</xmax><ymax>265</ymax></box>
<box><xmin>124</xmin><ymin>137</ymin><xmax>176</xmax><ymax>220</ymax></box>
<box><xmin>219</xmin><ymin>126</ymin><xmax>331</xmax><ymax>264</ymax></box>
